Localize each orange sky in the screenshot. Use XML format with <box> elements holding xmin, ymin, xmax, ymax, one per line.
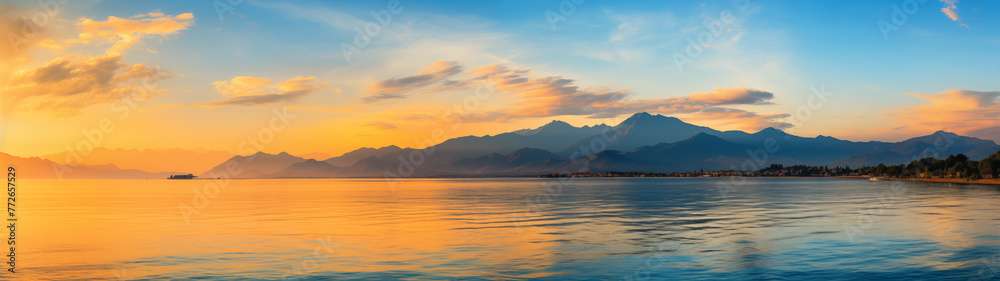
<box><xmin>1</xmin><ymin>2</ymin><xmax>997</xmax><ymax>159</ymax></box>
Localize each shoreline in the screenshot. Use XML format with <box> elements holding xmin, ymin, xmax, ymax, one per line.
<box><xmin>14</xmin><ymin>176</ymin><xmax>1000</xmax><ymax>185</ymax></box>
<box><xmin>887</xmin><ymin>177</ymin><xmax>1000</xmax><ymax>186</ymax></box>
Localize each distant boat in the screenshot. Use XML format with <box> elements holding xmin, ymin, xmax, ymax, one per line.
<box><xmin>168</xmin><ymin>174</ymin><xmax>196</xmax><ymax>179</ymax></box>
<box><xmin>869</xmin><ymin>176</ymin><xmax>890</xmax><ymax>181</ymax></box>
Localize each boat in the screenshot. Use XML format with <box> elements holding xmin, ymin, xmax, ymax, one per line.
<box><xmin>869</xmin><ymin>176</ymin><xmax>890</xmax><ymax>181</ymax></box>
<box><xmin>168</xmin><ymin>174</ymin><xmax>196</xmax><ymax>179</ymax></box>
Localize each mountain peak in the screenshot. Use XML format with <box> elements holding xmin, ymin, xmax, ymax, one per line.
<box><xmin>755</xmin><ymin>127</ymin><xmax>788</xmax><ymax>136</ymax></box>
<box><xmin>545</xmin><ymin>120</ymin><xmax>572</xmax><ymax>126</ymax></box>
<box><xmin>626</xmin><ymin>111</ymin><xmax>674</xmax><ymax>121</ymax></box>
<box><xmin>516</xmin><ymin>120</ymin><xmax>578</xmax><ymax>136</ymax></box>
<box><xmin>620</xmin><ymin>112</ymin><xmax>682</xmax><ymax>126</ymax></box>
<box><xmin>687</xmin><ymin>132</ymin><xmax>722</xmax><ymax>140</ymax></box>
<box><xmin>536</xmin><ymin>120</ymin><xmax>574</xmax><ymax>131</ymax></box>
<box><xmin>632</xmin><ymin>112</ymin><xmax>654</xmax><ymax>118</ymax></box>
<box><xmin>250</xmin><ymin>151</ymin><xmax>270</xmax><ymax>157</ymax></box>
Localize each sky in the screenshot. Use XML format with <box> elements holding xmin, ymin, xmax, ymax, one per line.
<box><xmin>1</xmin><ymin>0</ymin><xmax>998</xmax><ymax>158</ymax></box>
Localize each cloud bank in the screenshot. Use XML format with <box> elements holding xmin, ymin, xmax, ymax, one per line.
<box><xmin>367</xmin><ymin>61</ymin><xmax>790</xmax><ymax>130</ymax></box>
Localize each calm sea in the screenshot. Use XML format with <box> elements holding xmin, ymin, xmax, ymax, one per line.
<box><xmin>14</xmin><ymin>178</ymin><xmax>1000</xmax><ymax>280</ymax></box>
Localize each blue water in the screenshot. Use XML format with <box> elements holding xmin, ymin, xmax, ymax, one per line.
<box><xmin>20</xmin><ymin>178</ymin><xmax>1000</xmax><ymax>280</ymax></box>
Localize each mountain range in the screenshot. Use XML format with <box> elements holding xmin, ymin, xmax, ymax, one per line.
<box><xmin>6</xmin><ymin>112</ymin><xmax>997</xmax><ymax>179</ymax></box>
<box><xmin>197</xmin><ymin>112</ymin><xmax>1000</xmax><ymax>178</ymax></box>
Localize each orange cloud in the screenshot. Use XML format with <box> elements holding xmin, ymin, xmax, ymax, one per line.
<box><xmin>368</xmin><ymin>61</ymin><xmax>787</xmax><ymax>130</ymax></box>
<box><xmin>66</xmin><ymin>12</ymin><xmax>195</xmax><ymax>54</ymax></box>
<box><xmin>0</xmin><ymin>4</ymin><xmax>66</xmax><ymax>88</ymax></box>
<box><xmin>362</xmin><ymin>60</ymin><xmax>465</xmax><ymax>102</ymax></box>
<box><xmin>2</xmin><ymin>10</ymin><xmax>196</xmax><ymax>118</ymax></box>
<box><xmin>890</xmin><ymin>89</ymin><xmax>1000</xmax><ymax>141</ymax></box>
<box><xmin>940</xmin><ymin>0</ymin><xmax>960</xmax><ymax>21</ymax></box>
<box><xmin>198</xmin><ymin>76</ymin><xmax>331</xmax><ymax>107</ymax></box>
<box><xmin>4</xmin><ymin>54</ymin><xmax>171</xmax><ymax>117</ymax></box>
<box><xmin>469</xmin><ymin>63</ymin><xmax>779</xmax><ymax>120</ymax></box>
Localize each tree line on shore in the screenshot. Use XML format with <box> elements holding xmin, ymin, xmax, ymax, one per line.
<box><xmin>871</xmin><ymin>150</ymin><xmax>1000</xmax><ymax>180</ymax></box>
<box><xmin>541</xmin><ymin>150</ymin><xmax>1000</xmax><ymax>180</ymax></box>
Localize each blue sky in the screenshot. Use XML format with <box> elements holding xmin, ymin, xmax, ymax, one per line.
<box><xmin>2</xmin><ymin>0</ymin><xmax>999</xmax><ymax>156</ymax></box>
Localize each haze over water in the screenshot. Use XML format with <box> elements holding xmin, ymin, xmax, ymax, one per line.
<box><xmin>19</xmin><ymin>178</ymin><xmax>1000</xmax><ymax>280</ymax></box>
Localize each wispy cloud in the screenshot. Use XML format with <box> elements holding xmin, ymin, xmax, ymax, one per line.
<box><xmin>365</xmin><ymin>121</ymin><xmax>398</xmax><ymax>130</ymax></box>
<box><xmin>361</xmin><ymin>93</ymin><xmax>408</xmax><ymax>103</ymax></box>
<box><xmin>197</xmin><ymin>76</ymin><xmax>331</xmax><ymax>107</ymax></box>
<box><xmin>363</xmin><ymin>60</ymin><xmax>465</xmax><ymax>101</ymax></box>
<box><xmin>370</xmin><ymin>61</ymin><xmax>785</xmax><ymax>129</ymax></box>
<box><xmin>467</xmin><ymin>62</ymin><xmax>779</xmax><ymax>120</ymax></box>
<box><xmin>66</xmin><ymin>12</ymin><xmax>195</xmax><ymax>55</ymax></box>
<box><xmin>688</xmin><ymin>87</ymin><xmax>774</xmax><ymax>105</ymax></box>
<box><xmin>940</xmin><ymin>0</ymin><xmax>961</xmax><ymax>21</ymax></box>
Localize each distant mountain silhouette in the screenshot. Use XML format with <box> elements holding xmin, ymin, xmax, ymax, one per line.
<box><xmin>259</xmin><ymin>112</ymin><xmax>1000</xmax><ymax>177</ymax></box>
<box><xmin>324</xmin><ymin>145</ymin><xmax>403</xmax><ymax>167</ymax></box>
<box><xmin>449</xmin><ymin>147</ymin><xmax>565</xmax><ymax>174</ymax></box>
<box><xmin>557</xmin><ymin>112</ymin><xmax>718</xmax><ymax>157</ymax></box>
<box><xmin>268</xmin><ymin>159</ymin><xmax>346</xmax><ymax>178</ymax></box>
<box><xmin>201</xmin><ymin>151</ymin><xmax>306</xmax><ymax>178</ymax></box>
<box><xmin>21</xmin><ymin>112</ymin><xmax>997</xmax><ymax>179</ymax></box>
<box><xmin>348</xmin><ymin>156</ymin><xmax>396</xmax><ymax>176</ymax></box>
<box><xmin>623</xmin><ymin>133</ymin><xmax>751</xmax><ymax>170</ymax></box>
<box><xmin>40</xmin><ymin>147</ymin><xmax>232</xmax><ymax>174</ymax></box>
<box><xmin>1</xmin><ymin>152</ymin><xmax>180</xmax><ymax>179</ymax></box>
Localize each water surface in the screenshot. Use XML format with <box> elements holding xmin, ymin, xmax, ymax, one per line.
<box><xmin>17</xmin><ymin>178</ymin><xmax>1000</xmax><ymax>280</ymax></box>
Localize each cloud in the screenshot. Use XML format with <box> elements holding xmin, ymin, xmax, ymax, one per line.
<box><xmin>1</xmin><ymin>4</ymin><xmax>66</xmax><ymax>86</ymax></box>
<box><xmin>66</xmin><ymin>12</ymin><xmax>195</xmax><ymax>54</ymax></box>
<box><xmin>369</xmin><ymin>61</ymin><xmax>785</xmax><ymax>130</ymax></box>
<box><xmin>361</xmin><ymin>93</ymin><xmax>408</xmax><ymax>103</ymax></box>
<box><xmin>466</xmin><ymin>63</ymin><xmax>778</xmax><ymax>120</ymax></box>
<box><xmin>607</xmin><ymin>11</ymin><xmax>676</xmax><ymax>43</ymax></box>
<box><xmin>361</xmin><ymin>60</ymin><xmax>465</xmax><ymax>102</ymax></box>
<box><xmin>4</xmin><ymin>54</ymin><xmax>171</xmax><ymax>117</ymax></box>
<box><xmin>0</xmin><ymin>4</ymin><xmax>62</xmax><ymax>69</ymax></box>
<box><xmin>1</xmin><ymin>10</ymin><xmax>199</xmax><ymax>118</ymax></box>
<box><xmin>940</xmin><ymin>0</ymin><xmax>960</xmax><ymax>21</ymax></box>
<box><xmin>890</xmin><ymin>89</ymin><xmax>1000</xmax><ymax>140</ymax></box>
<box><xmin>365</xmin><ymin>122</ymin><xmax>398</xmax><ymax>130</ymax></box>
<box><xmin>688</xmin><ymin>87</ymin><xmax>774</xmax><ymax>105</ymax></box>
<box><xmin>688</xmin><ymin>107</ymin><xmax>792</xmax><ymax>130</ymax></box>
<box><xmin>197</xmin><ymin>76</ymin><xmax>330</xmax><ymax>107</ymax></box>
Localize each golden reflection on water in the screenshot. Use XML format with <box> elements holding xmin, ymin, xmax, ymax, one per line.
<box><xmin>20</xmin><ymin>179</ymin><xmax>569</xmax><ymax>280</ymax></box>
<box><xmin>14</xmin><ymin>178</ymin><xmax>1000</xmax><ymax>280</ymax></box>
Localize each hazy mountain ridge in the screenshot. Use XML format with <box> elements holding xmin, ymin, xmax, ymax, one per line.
<box><xmin>255</xmin><ymin>112</ymin><xmax>999</xmax><ymax>177</ymax></box>
<box><xmin>200</xmin><ymin>152</ymin><xmax>307</xmax><ymax>179</ymax></box>
<box><xmin>1</xmin><ymin>152</ymin><xmax>181</xmax><ymax>179</ymax></box>
<box><xmin>9</xmin><ymin>112</ymin><xmax>997</xmax><ymax>179</ymax></box>
<box><xmin>40</xmin><ymin>147</ymin><xmax>233</xmax><ymax>174</ymax></box>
